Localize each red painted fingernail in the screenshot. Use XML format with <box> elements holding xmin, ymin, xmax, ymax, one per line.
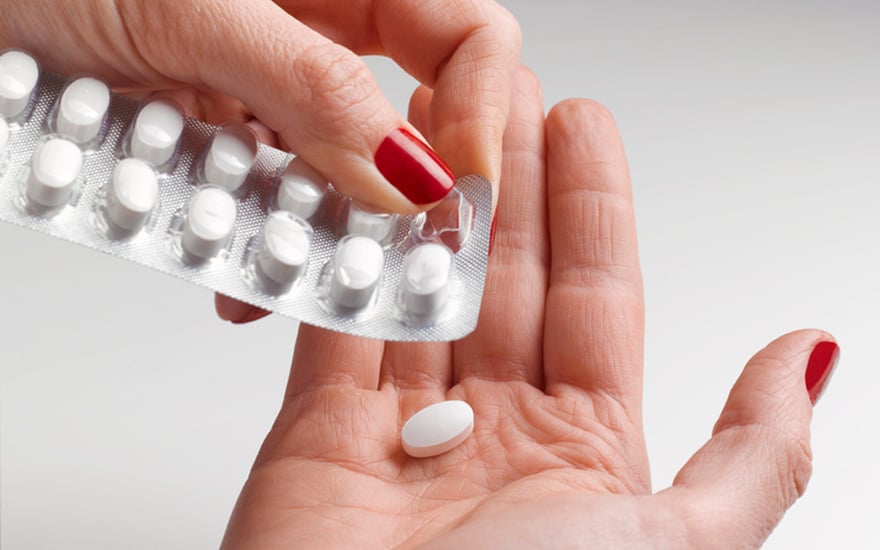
<box><xmin>374</xmin><ymin>128</ymin><xmax>454</xmax><ymax>205</ymax></box>
<box><xmin>231</xmin><ymin>306</ymin><xmax>271</xmax><ymax>324</ymax></box>
<box><xmin>805</xmin><ymin>341</ymin><xmax>839</xmax><ymax>404</ymax></box>
<box><xmin>488</xmin><ymin>212</ymin><xmax>499</xmax><ymax>255</ymax></box>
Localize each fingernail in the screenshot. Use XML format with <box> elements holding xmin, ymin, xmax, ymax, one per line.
<box><xmin>488</xmin><ymin>212</ymin><xmax>499</xmax><ymax>255</ymax></box>
<box><xmin>374</xmin><ymin>128</ymin><xmax>455</xmax><ymax>205</ymax></box>
<box><xmin>805</xmin><ymin>341</ymin><xmax>839</xmax><ymax>404</ymax></box>
<box><xmin>218</xmin><ymin>297</ymin><xmax>270</xmax><ymax>324</ymax></box>
<box><xmin>232</xmin><ymin>306</ymin><xmax>271</xmax><ymax>324</ymax></box>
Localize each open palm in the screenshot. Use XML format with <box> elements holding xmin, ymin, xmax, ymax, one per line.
<box><xmin>221</xmin><ymin>70</ymin><xmax>835</xmax><ymax>549</ymax></box>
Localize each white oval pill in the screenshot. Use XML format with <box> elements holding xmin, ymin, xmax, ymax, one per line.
<box><xmin>276</xmin><ymin>157</ymin><xmax>328</xmax><ymax>220</ymax></box>
<box><xmin>56</xmin><ymin>77</ymin><xmax>110</xmax><ymax>144</ymax></box>
<box><xmin>0</xmin><ymin>50</ymin><xmax>39</xmax><ymax>119</ymax></box>
<box><xmin>401</xmin><ymin>400</ymin><xmax>474</xmax><ymax>458</ymax></box>
<box><xmin>257</xmin><ymin>213</ymin><xmax>312</xmax><ymax>288</ymax></box>
<box><xmin>346</xmin><ymin>201</ymin><xmax>398</xmax><ymax>243</ymax></box>
<box><xmin>106</xmin><ymin>158</ymin><xmax>159</xmax><ymax>233</ymax></box>
<box><xmin>26</xmin><ymin>138</ymin><xmax>82</xmax><ymax>209</ymax></box>
<box><xmin>401</xmin><ymin>243</ymin><xmax>453</xmax><ymax>318</ymax></box>
<box><xmin>181</xmin><ymin>187</ymin><xmax>237</xmax><ymax>261</ymax></box>
<box><xmin>0</xmin><ymin>118</ymin><xmax>8</xmax><ymax>154</ymax></box>
<box><xmin>130</xmin><ymin>99</ymin><xmax>184</xmax><ymax>166</ymax></box>
<box><xmin>203</xmin><ymin>124</ymin><xmax>257</xmax><ymax>192</ymax></box>
<box><xmin>330</xmin><ymin>235</ymin><xmax>384</xmax><ymax>310</ymax></box>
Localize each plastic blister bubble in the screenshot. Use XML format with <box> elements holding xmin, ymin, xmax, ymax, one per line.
<box><xmin>0</xmin><ymin>50</ymin><xmax>493</xmax><ymax>341</ymax></box>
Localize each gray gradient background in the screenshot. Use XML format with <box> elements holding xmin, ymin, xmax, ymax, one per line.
<box><xmin>2</xmin><ymin>1</ymin><xmax>878</xmax><ymax>548</ymax></box>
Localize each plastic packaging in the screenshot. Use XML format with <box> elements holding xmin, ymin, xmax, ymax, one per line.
<box><xmin>0</xmin><ymin>50</ymin><xmax>492</xmax><ymax>341</ymax></box>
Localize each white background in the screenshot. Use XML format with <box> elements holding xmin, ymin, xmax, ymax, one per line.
<box><xmin>2</xmin><ymin>1</ymin><xmax>878</xmax><ymax>548</ymax></box>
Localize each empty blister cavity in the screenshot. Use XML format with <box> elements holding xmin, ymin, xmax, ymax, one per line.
<box><xmin>254</xmin><ymin>212</ymin><xmax>313</xmax><ymax>293</ymax></box>
<box><xmin>400</xmin><ymin>243</ymin><xmax>454</xmax><ymax>322</ymax></box>
<box><xmin>200</xmin><ymin>123</ymin><xmax>257</xmax><ymax>192</ymax></box>
<box><xmin>180</xmin><ymin>186</ymin><xmax>236</xmax><ymax>262</ymax></box>
<box><xmin>346</xmin><ymin>201</ymin><xmax>399</xmax><ymax>244</ymax></box>
<box><xmin>24</xmin><ymin>137</ymin><xmax>82</xmax><ymax>213</ymax></box>
<box><xmin>329</xmin><ymin>235</ymin><xmax>384</xmax><ymax>311</ymax></box>
<box><xmin>104</xmin><ymin>158</ymin><xmax>158</xmax><ymax>235</ymax></box>
<box><xmin>128</xmin><ymin>99</ymin><xmax>184</xmax><ymax>168</ymax></box>
<box><xmin>54</xmin><ymin>77</ymin><xmax>110</xmax><ymax>145</ymax></box>
<box><xmin>276</xmin><ymin>156</ymin><xmax>328</xmax><ymax>219</ymax></box>
<box><xmin>410</xmin><ymin>188</ymin><xmax>473</xmax><ymax>252</ymax></box>
<box><xmin>0</xmin><ymin>50</ymin><xmax>39</xmax><ymax>121</ymax></box>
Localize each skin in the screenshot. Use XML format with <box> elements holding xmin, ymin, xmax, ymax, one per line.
<box><xmin>1</xmin><ymin>4</ymin><xmax>833</xmax><ymax>546</ymax></box>
<box><xmin>0</xmin><ymin>0</ymin><xmax>520</xmax><ymax>213</ymax></box>
<box><xmin>220</xmin><ymin>69</ymin><xmax>835</xmax><ymax>548</ymax></box>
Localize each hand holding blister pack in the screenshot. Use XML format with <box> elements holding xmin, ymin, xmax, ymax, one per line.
<box><xmin>0</xmin><ymin>50</ymin><xmax>493</xmax><ymax>342</ymax></box>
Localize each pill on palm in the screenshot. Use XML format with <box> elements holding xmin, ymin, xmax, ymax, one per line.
<box><xmin>56</xmin><ymin>77</ymin><xmax>110</xmax><ymax>144</ymax></box>
<box><xmin>401</xmin><ymin>400</ymin><xmax>474</xmax><ymax>458</ymax></box>
<box><xmin>0</xmin><ymin>50</ymin><xmax>39</xmax><ymax>119</ymax></box>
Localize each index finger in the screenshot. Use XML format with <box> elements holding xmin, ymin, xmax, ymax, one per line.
<box><xmin>287</xmin><ymin>0</ymin><xmax>522</xmax><ymax>189</ymax></box>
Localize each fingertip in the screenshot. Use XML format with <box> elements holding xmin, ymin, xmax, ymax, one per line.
<box><xmin>512</xmin><ymin>65</ymin><xmax>543</xmax><ymax>105</ymax></box>
<box><xmin>215</xmin><ymin>293</ymin><xmax>270</xmax><ymax>324</ymax></box>
<box><xmin>546</xmin><ymin>98</ymin><xmax>620</xmax><ymax>148</ymax></box>
<box><xmin>373</xmin><ymin>126</ymin><xmax>455</xmax><ymax>206</ymax></box>
<box><xmin>715</xmin><ymin>329</ymin><xmax>834</xmax><ymax>432</ymax></box>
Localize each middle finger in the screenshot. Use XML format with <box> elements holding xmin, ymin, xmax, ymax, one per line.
<box><xmin>453</xmin><ymin>67</ymin><xmax>548</xmax><ymax>387</ymax></box>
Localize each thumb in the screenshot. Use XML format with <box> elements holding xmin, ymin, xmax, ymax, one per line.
<box><xmin>665</xmin><ymin>330</ymin><xmax>839</xmax><ymax>548</ymax></box>
<box><xmin>120</xmin><ymin>0</ymin><xmax>453</xmax><ymax>214</ymax></box>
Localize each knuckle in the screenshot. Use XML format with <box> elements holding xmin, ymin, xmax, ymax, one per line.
<box><xmin>777</xmin><ymin>433</ymin><xmax>814</xmax><ymax>502</ymax></box>
<box><xmin>295</xmin><ymin>43</ymin><xmax>381</xmax><ymax>131</ymax></box>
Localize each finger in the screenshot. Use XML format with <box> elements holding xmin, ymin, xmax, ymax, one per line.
<box><xmin>377</xmin><ymin>86</ymin><xmax>453</xmax><ymax>411</ymax></box>
<box><xmin>378</xmin><ymin>341</ymin><xmax>452</xmax><ymax>425</ymax></box>
<box><xmin>118</xmin><ymin>0</ymin><xmax>454</xmax><ymax>214</ymax></box>
<box><xmin>286</xmin><ymin>324</ymin><xmax>385</xmax><ymax>395</ymax></box>
<box><xmin>214</xmin><ymin>294</ymin><xmax>270</xmax><ymax>324</ymax></box>
<box><xmin>543</xmin><ymin>100</ymin><xmax>644</xmax><ymax>408</ymax></box>
<box><xmin>407</xmin><ymin>85</ymin><xmax>433</xmax><ymax>139</ymax></box>
<box><xmin>376</xmin><ymin>86</ymin><xmax>453</xmax><ymax>398</ymax></box>
<box><xmin>667</xmin><ymin>330</ymin><xmax>839</xmax><ymax>547</ymax></box>
<box><xmin>376</xmin><ymin>0</ymin><xmax>522</xmax><ymax>190</ymax></box>
<box><xmin>285</xmin><ymin>0</ymin><xmax>522</xmax><ymax>190</ymax></box>
<box><xmin>453</xmin><ymin>66</ymin><xmax>547</xmax><ymax>387</ymax></box>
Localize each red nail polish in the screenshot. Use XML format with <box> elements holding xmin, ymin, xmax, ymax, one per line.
<box><xmin>488</xmin><ymin>212</ymin><xmax>498</xmax><ymax>255</ymax></box>
<box><xmin>374</xmin><ymin>128</ymin><xmax>454</xmax><ymax>205</ymax></box>
<box><xmin>805</xmin><ymin>341</ymin><xmax>839</xmax><ymax>404</ymax></box>
<box><xmin>230</xmin><ymin>306</ymin><xmax>271</xmax><ymax>324</ymax></box>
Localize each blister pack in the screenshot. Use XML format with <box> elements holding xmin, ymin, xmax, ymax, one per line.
<box><xmin>0</xmin><ymin>50</ymin><xmax>492</xmax><ymax>342</ymax></box>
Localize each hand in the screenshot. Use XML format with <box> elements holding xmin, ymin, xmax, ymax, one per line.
<box><xmin>0</xmin><ymin>0</ymin><xmax>520</xmax><ymax>322</ymax></box>
<box><xmin>1</xmin><ymin>0</ymin><xmax>519</xmax><ymax>209</ymax></box>
<box><xmin>219</xmin><ymin>68</ymin><xmax>840</xmax><ymax>548</ymax></box>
